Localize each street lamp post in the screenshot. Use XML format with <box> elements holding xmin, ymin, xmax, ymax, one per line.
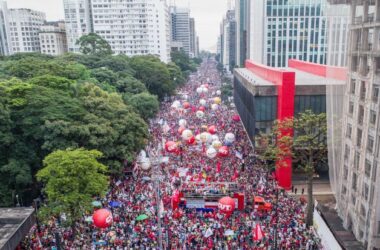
<box><xmin>146</xmin><ymin>147</ymin><xmax>164</xmax><ymax>250</ymax></box>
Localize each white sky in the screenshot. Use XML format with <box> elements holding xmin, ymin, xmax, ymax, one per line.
<box><xmin>6</xmin><ymin>0</ymin><xmax>230</xmax><ymax>52</ymax></box>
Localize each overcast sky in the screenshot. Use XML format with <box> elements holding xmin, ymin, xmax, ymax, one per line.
<box><xmin>7</xmin><ymin>0</ymin><xmax>230</xmax><ymax>52</ymax></box>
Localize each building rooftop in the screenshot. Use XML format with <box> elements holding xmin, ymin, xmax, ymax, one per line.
<box><xmin>0</xmin><ymin>207</ymin><xmax>35</xmax><ymax>250</ymax></box>
<box><xmin>317</xmin><ymin>202</ymin><xmax>365</xmax><ymax>250</ymax></box>
<box><xmin>235</xmin><ymin>59</ymin><xmax>347</xmax><ymax>87</ymax></box>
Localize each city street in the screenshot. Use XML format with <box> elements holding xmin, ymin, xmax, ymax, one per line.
<box><xmin>23</xmin><ymin>59</ymin><xmax>320</xmax><ymax>249</ymax></box>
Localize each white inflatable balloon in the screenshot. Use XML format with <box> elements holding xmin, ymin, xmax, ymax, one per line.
<box><xmin>212</xmin><ymin>140</ymin><xmax>222</xmax><ymax>149</ymax></box>
<box><xmin>199</xmin><ymin>99</ymin><xmax>206</xmax><ymax>106</ymax></box>
<box><xmin>182</xmin><ymin>94</ymin><xmax>189</xmax><ymax>100</ymax></box>
<box><xmin>196</xmin><ymin>87</ymin><xmax>202</xmax><ymax>94</ymax></box>
<box><xmin>140</xmin><ymin>158</ymin><xmax>151</xmax><ymax>170</ymax></box>
<box><xmin>216</xmin><ymin>90</ymin><xmax>221</xmax><ymax>95</ymax></box>
<box><xmin>195</xmin><ymin>134</ymin><xmax>202</xmax><ymax>142</ymax></box>
<box><xmin>179</xmin><ymin>119</ymin><xmax>187</xmax><ymax>127</ymax></box>
<box><xmin>171</xmin><ymin>100</ymin><xmax>181</xmax><ymax>109</ymax></box>
<box><xmin>211</xmin><ymin>104</ymin><xmax>219</xmax><ymax>111</ymax></box>
<box><xmin>182</xmin><ymin>129</ymin><xmax>193</xmax><ymax>140</ymax></box>
<box><xmin>206</xmin><ymin>147</ymin><xmax>217</xmax><ymax>158</ymax></box>
<box><xmin>200</xmin><ymin>132</ymin><xmax>211</xmax><ymax>143</ymax></box>
<box><xmin>201</xmin><ymin>87</ymin><xmax>208</xmax><ymax>93</ymax></box>
<box><xmin>211</xmin><ymin>135</ymin><xmax>219</xmax><ymax>142</ymax></box>
<box><xmin>196</xmin><ymin>110</ymin><xmax>204</xmax><ymax>118</ymax></box>
<box><xmin>225</xmin><ymin>133</ymin><xmax>235</xmax><ymax>143</ymax></box>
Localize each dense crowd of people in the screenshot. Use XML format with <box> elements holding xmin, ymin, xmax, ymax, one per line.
<box><xmin>22</xmin><ymin>59</ymin><xmax>321</xmax><ymax>249</ymax></box>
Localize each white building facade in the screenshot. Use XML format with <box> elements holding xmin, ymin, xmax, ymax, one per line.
<box><xmin>7</xmin><ymin>8</ymin><xmax>46</xmax><ymax>53</ymax></box>
<box><xmin>39</xmin><ymin>21</ymin><xmax>68</xmax><ymax>56</ymax></box>
<box><xmin>63</xmin><ymin>0</ymin><xmax>170</xmax><ymax>62</ymax></box>
<box><xmin>328</xmin><ymin>0</ymin><xmax>380</xmax><ymax>249</ymax></box>
<box><xmin>0</xmin><ymin>1</ymin><xmax>11</xmax><ymax>56</ymax></box>
<box><xmin>63</xmin><ymin>0</ymin><xmax>93</xmax><ymax>53</ymax></box>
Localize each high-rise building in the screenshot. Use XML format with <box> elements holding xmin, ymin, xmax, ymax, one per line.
<box><xmin>328</xmin><ymin>0</ymin><xmax>380</xmax><ymax>249</ymax></box>
<box><xmin>247</xmin><ymin>0</ymin><xmax>328</xmax><ymax>67</ymax></box>
<box><xmin>63</xmin><ymin>0</ymin><xmax>93</xmax><ymax>53</ymax></box>
<box><xmin>235</xmin><ymin>0</ymin><xmax>248</xmax><ymax>67</ymax></box>
<box><xmin>326</xmin><ymin>3</ymin><xmax>350</xmax><ymax>67</ymax></box>
<box><xmin>39</xmin><ymin>21</ymin><xmax>68</xmax><ymax>56</ymax></box>
<box><xmin>7</xmin><ymin>8</ymin><xmax>46</xmax><ymax>53</ymax></box>
<box><xmin>220</xmin><ymin>10</ymin><xmax>236</xmax><ymax>72</ymax></box>
<box><xmin>189</xmin><ymin>17</ymin><xmax>198</xmax><ymax>57</ymax></box>
<box><xmin>0</xmin><ymin>1</ymin><xmax>10</xmax><ymax>56</ymax></box>
<box><xmin>170</xmin><ymin>6</ymin><xmax>191</xmax><ymax>56</ymax></box>
<box><xmin>63</xmin><ymin>0</ymin><xmax>170</xmax><ymax>62</ymax></box>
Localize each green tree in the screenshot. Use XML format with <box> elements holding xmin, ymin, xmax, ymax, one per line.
<box><xmin>127</xmin><ymin>92</ymin><xmax>159</xmax><ymax>121</ymax></box>
<box><xmin>130</xmin><ymin>56</ymin><xmax>175</xmax><ymax>99</ymax></box>
<box><xmin>116</xmin><ymin>75</ymin><xmax>147</xmax><ymax>94</ymax></box>
<box><xmin>36</xmin><ymin>149</ymin><xmax>108</xmax><ymax>227</ymax></box>
<box><xmin>258</xmin><ymin>110</ymin><xmax>327</xmax><ymax>227</ymax></box>
<box><xmin>29</xmin><ymin>75</ymin><xmax>74</xmax><ymax>91</ymax></box>
<box><xmin>167</xmin><ymin>62</ymin><xmax>185</xmax><ymax>87</ymax></box>
<box><xmin>90</xmin><ymin>68</ymin><xmax>118</xmax><ymax>85</ymax></box>
<box><xmin>76</xmin><ymin>33</ymin><xmax>113</xmax><ymax>56</ymax></box>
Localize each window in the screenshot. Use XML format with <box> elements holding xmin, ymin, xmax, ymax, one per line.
<box><xmin>350</xmin><ymin>80</ymin><xmax>356</xmax><ymax>94</ymax></box>
<box><xmin>360</xmin><ymin>81</ymin><xmax>366</xmax><ymax>100</ymax></box>
<box><xmin>346</xmin><ymin>124</ymin><xmax>352</xmax><ymax>138</ymax></box>
<box><xmin>373</xmin><ymin>86</ymin><xmax>379</xmax><ymax>103</ymax></box>
<box><xmin>367</xmin><ymin>135</ymin><xmax>374</xmax><ymax>153</ymax></box>
<box><xmin>343</xmin><ymin>166</ymin><xmax>348</xmax><ymax>180</ymax></box>
<box><xmin>370</xmin><ymin>110</ymin><xmax>377</xmax><ymax>125</ymax></box>
<box><xmin>357</xmin><ymin>129</ymin><xmax>362</xmax><ymax>147</ymax></box>
<box><xmin>360</xmin><ymin>204</ymin><xmax>366</xmax><ymax>217</ymax></box>
<box><xmin>362</xmin><ymin>184</ymin><xmax>369</xmax><ymax>201</ymax></box>
<box><xmin>355</xmin><ymin>152</ymin><xmax>360</xmax><ymax>168</ymax></box>
<box><xmin>344</xmin><ymin>145</ymin><xmax>350</xmax><ymax>160</ymax></box>
<box><xmin>358</xmin><ymin>105</ymin><xmax>364</xmax><ymax>125</ymax></box>
<box><xmin>349</xmin><ymin>101</ymin><xmax>354</xmax><ymax>115</ymax></box>
<box><xmin>352</xmin><ymin>173</ymin><xmax>357</xmax><ymax>190</ymax></box>
<box><xmin>365</xmin><ymin>159</ymin><xmax>372</xmax><ymax>177</ymax></box>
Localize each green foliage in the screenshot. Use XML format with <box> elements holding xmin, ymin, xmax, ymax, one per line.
<box><xmin>127</xmin><ymin>92</ymin><xmax>159</xmax><ymax>121</ymax></box>
<box><xmin>167</xmin><ymin>63</ymin><xmax>185</xmax><ymax>86</ymax></box>
<box><xmin>90</xmin><ymin>68</ymin><xmax>118</xmax><ymax>85</ymax></box>
<box><xmin>36</xmin><ymin>149</ymin><xmax>109</xmax><ymax>226</ymax></box>
<box><xmin>130</xmin><ymin>56</ymin><xmax>175</xmax><ymax>99</ymax></box>
<box><xmin>116</xmin><ymin>75</ymin><xmax>147</xmax><ymax>94</ymax></box>
<box><xmin>76</xmin><ymin>33</ymin><xmax>113</xmax><ymax>56</ymax></box>
<box><xmin>29</xmin><ymin>75</ymin><xmax>74</xmax><ymax>91</ymax></box>
<box><xmin>170</xmin><ymin>50</ymin><xmax>197</xmax><ymax>73</ymax></box>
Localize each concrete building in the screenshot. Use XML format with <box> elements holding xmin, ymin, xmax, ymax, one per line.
<box><xmin>328</xmin><ymin>0</ymin><xmax>380</xmax><ymax>249</ymax></box>
<box><xmin>63</xmin><ymin>0</ymin><xmax>171</xmax><ymax>62</ymax></box>
<box><xmin>326</xmin><ymin>3</ymin><xmax>350</xmax><ymax>67</ymax></box>
<box><xmin>170</xmin><ymin>6</ymin><xmax>191</xmax><ymax>56</ymax></box>
<box><xmin>0</xmin><ymin>1</ymin><xmax>10</xmax><ymax>56</ymax></box>
<box><xmin>220</xmin><ymin>10</ymin><xmax>236</xmax><ymax>72</ymax></box>
<box><xmin>39</xmin><ymin>21</ymin><xmax>68</xmax><ymax>56</ymax></box>
<box><xmin>235</xmin><ymin>0</ymin><xmax>248</xmax><ymax>67</ymax></box>
<box><xmin>247</xmin><ymin>0</ymin><xmax>328</xmax><ymax>67</ymax></box>
<box><xmin>233</xmin><ymin>59</ymin><xmax>346</xmax><ymax>189</ymax></box>
<box><xmin>7</xmin><ymin>8</ymin><xmax>46</xmax><ymax>53</ymax></box>
<box><xmin>63</xmin><ymin>0</ymin><xmax>93</xmax><ymax>53</ymax></box>
<box><xmin>189</xmin><ymin>17</ymin><xmax>198</xmax><ymax>58</ymax></box>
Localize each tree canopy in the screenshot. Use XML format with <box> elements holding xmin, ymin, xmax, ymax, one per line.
<box><xmin>36</xmin><ymin>149</ymin><xmax>109</xmax><ymax>226</ymax></box>
<box><xmin>76</xmin><ymin>33</ymin><xmax>113</xmax><ymax>56</ymax></box>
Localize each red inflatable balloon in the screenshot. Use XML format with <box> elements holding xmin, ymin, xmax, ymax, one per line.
<box><xmin>232</xmin><ymin>115</ymin><xmax>241</xmax><ymax>122</ymax></box>
<box><xmin>198</xmin><ymin>106</ymin><xmax>206</xmax><ymax>112</ymax></box>
<box><xmin>218</xmin><ymin>197</ymin><xmax>235</xmax><ymax>214</ymax></box>
<box><xmin>165</xmin><ymin>141</ymin><xmax>178</xmax><ymax>153</ymax></box>
<box><xmin>218</xmin><ymin>146</ymin><xmax>229</xmax><ymax>157</ymax></box>
<box><xmin>93</xmin><ymin>209</ymin><xmax>113</xmax><ymax>228</ymax></box>
<box><xmin>187</xmin><ymin>136</ymin><xmax>196</xmax><ymax>145</ymax></box>
<box><xmin>183</xmin><ymin>102</ymin><xmax>190</xmax><ymax>109</ymax></box>
<box><xmin>178</xmin><ymin>127</ymin><xmax>185</xmax><ymax>136</ymax></box>
<box><xmin>208</xmin><ymin>125</ymin><xmax>217</xmax><ymax>134</ymax></box>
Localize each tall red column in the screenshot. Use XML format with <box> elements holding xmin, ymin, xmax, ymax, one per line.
<box><xmin>245</xmin><ymin>60</ymin><xmax>295</xmax><ymax>190</ymax></box>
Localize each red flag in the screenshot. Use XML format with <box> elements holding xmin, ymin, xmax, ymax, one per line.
<box><xmin>253</xmin><ymin>223</ymin><xmax>264</xmax><ymax>241</ymax></box>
